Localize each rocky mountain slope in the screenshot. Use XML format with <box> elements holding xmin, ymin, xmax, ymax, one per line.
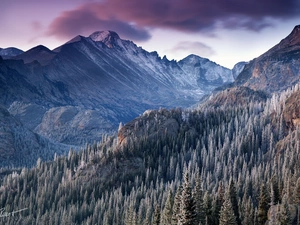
<box><xmin>234</xmin><ymin>25</ymin><xmax>300</xmax><ymax>92</ymax></box>
<box><xmin>0</xmin><ymin>31</ymin><xmax>233</xmax><ymax>149</ymax></box>
<box><xmin>204</xmin><ymin>25</ymin><xmax>300</xmax><ymax>109</ymax></box>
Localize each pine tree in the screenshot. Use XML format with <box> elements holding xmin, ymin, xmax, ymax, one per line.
<box><xmin>172</xmin><ymin>186</ymin><xmax>182</xmax><ymax>225</ymax></box>
<box><xmin>278</xmin><ymin>195</ymin><xmax>292</xmax><ymax>225</ymax></box>
<box><xmin>293</xmin><ymin>177</ymin><xmax>300</xmax><ymax>204</ymax></box>
<box><xmin>193</xmin><ymin>176</ymin><xmax>205</xmax><ymax>225</ymax></box>
<box><xmin>229</xmin><ymin>179</ymin><xmax>241</xmax><ymax>225</ymax></box>
<box><xmin>294</xmin><ymin>178</ymin><xmax>300</xmax><ymax>225</ymax></box>
<box><xmin>219</xmin><ymin>188</ymin><xmax>237</xmax><ymax>225</ymax></box>
<box><xmin>203</xmin><ymin>191</ymin><xmax>214</xmax><ymax>225</ymax></box>
<box><xmin>257</xmin><ymin>184</ymin><xmax>270</xmax><ymax>225</ymax></box>
<box><xmin>153</xmin><ymin>204</ymin><xmax>161</xmax><ymax>225</ymax></box>
<box><xmin>179</xmin><ymin>171</ymin><xmax>197</xmax><ymax>225</ymax></box>
<box><xmin>242</xmin><ymin>197</ymin><xmax>254</xmax><ymax>225</ymax></box>
<box><xmin>214</xmin><ymin>181</ymin><xmax>225</xmax><ymax>225</ymax></box>
<box><xmin>126</xmin><ymin>203</ymin><xmax>136</xmax><ymax>225</ymax></box>
<box><xmin>162</xmin><ymin>189</ymin><xmax>173</xmax><ymax>225</ymax></box>
<box><xmin>271</xmin><ymin>175</ymin><xmax>280</xmax><ymax>205</ymax></box>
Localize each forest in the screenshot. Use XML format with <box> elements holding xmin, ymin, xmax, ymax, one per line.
<box><xmin>0</xmin><ymin>84</ymin><xmax>300</xmax><ymax>225</ymax></box>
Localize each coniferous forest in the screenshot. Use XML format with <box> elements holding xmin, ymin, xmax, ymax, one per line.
<box><xmin>1</xmin><ymin>84</ymin><xmax>300</xmax><ymax>224</ymax></box>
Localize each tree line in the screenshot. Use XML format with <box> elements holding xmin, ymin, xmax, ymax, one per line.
<box><xmin>0</xmin><ymin>84</ymin><xmax>300</xmax><ymax>224</ymax></box>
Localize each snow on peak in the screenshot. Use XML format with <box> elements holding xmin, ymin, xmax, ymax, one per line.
<box><xmin>89</xmin><ymin>31</ymin><xmax>121</xmax><ymax>48</ymax></box>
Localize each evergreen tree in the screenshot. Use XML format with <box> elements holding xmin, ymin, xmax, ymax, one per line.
<box><xmin>229</xmin><ymin>179</ymin><xmax>241</xmax><ymax>225</ymax></box>
<box><xmin>278</xmin><ymin>195</ymin><xmax>291</xmax><ymax>225</ymax></box>
<box><xmin>203</xmin><ymin>191</ymin><xmax>214</xmax><ymax>225</ymax></box>
<box><xmin>271</xmin><ymin>175</ymin><xmax>280</xmax><ymax>205</ymax></box>
<box><xmin>257</xmin><ymin>184</ymin><xmax>270</xmax><ymax>225</ymax></box>
<box><xmin>214</xmin><ymin>182</ymin><xmax>225</xmax><ymax>225</ymax></box>
<box><xmin>126</xmin><ymin>204</ymin><xmax>136</xmax><ymax>225</ymax></box>
<box><xmin>193</xmin><ymin>175</ymin><xmax>205</xmax><ymax>225</ymax></box>
<box><xmin>294</xmin><ymin>178</ymin><xmax>300</xmax><ymax>225</ymax></box>
<box><xmin>219</xmin><ymin>188</ymin><xmax>237</xmax><ymax>225</ymax></box>
<box><xmin>242</xmin><ymin>197</ymin><xmax>254</xmax><ymax>225</ymax></box>
<box><xmin>153</xmin><ymin>204</ymin><xmax>161</xmax><ymax>225</ymax></box>
<box><xmin>172</xmin><ymin>186</ymin><xmax>182</xmax><ymax>225</ymax></box>
<box><xmin>162</xmin><ymin>189</ymin><xmax>174</xmax><ymax>225</ymax></box>
<box><xmin>179</xmin><ymin>171</ymin><xmax>197</xmax><ymax>225</ymax></box>
<box><xmin>293</xmin><ymin>177</ymin><xmax>300</xmax><ymax>204</ymax></box>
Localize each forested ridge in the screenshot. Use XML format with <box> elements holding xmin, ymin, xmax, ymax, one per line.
<box><xmin>1</xmin><ymin>84</ymin><xmax>300</xmax><ymax>224</ymax></box>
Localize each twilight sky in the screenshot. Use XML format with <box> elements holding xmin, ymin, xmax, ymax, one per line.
<box><xmin>1</xmin><ymin>0</ymin><xmax>300</xmax><ymax>68</ymax></box>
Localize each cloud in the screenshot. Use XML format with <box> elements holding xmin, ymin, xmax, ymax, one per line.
<box><xmin>168</xmin><ymin>41</ymin><xmax>216</xmax><ymax>58</ymax></box>
<box><xmin>46</xmin><ymin>2</ymin><xmax>152</xmax><ymax>42</ymax></box>
<box><xmin>46</xmin><ymin>0</ymin><xmax>300</xmax><ymax>41</ymax></box>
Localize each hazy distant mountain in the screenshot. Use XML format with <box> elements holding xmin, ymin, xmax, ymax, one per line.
<box><xmin>0</xmin><ymin>47</ymin><xmax>24</xmax><ymax>59</ymax></box>
<box><xmin>0</xmin><ymin>30</ymin><xmax>233</xmax><ymax>148</ymax></box>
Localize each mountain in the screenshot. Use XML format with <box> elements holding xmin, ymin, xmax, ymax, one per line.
<box><xmin>203</xmin><ymin>25</ymin><xmax>300</xmax><ymax>109</ymax></box>
<box><xmin>0</xmin><ymin>104</ymin><xmax>69</xmax><ymax>167</ymax></box>
<box><xmin>231</xmin><ymin>61</ymin><xmax>247</xmax><ymax>79</ymax></box>
<box><xmin>233</xmin><ymin>25</ymin><xmax>300</xmax><ymax>92</ymax></box>
<box><xmin>2</xmin><ymin>27</ymin><xmax>300</xmax><ymax>225</ymax></box>
<box><xmin>0</xmin><ymin>47</ymin><xmax>24</xmax><ymax>59</ymax></box>
<box><xmin>0</xmin><ymin>30</ymin><xmax>233</xmax><ymax>149</ymax></box>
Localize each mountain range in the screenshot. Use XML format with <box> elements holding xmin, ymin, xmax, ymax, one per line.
<box><xmin>0</xmin><ymin>25</ymin><xmax>300</xmax><ymax>167</ymax></box>
<box><xmin>0</xmin><ymin>30</ymin><xmax>237</xmax><ymax>165</ymax></box>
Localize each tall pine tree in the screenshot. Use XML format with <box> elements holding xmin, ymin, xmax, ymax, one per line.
<box><xmin>172</xmin><ymin>186</ymin><xmax>182</xmax><ymax>225</ymax></box>
<box><xmin>193</xmin><ymin>175</ymin><xmax>205</xmax><ymax>225</ymax></box>
<box><xmin>219</xmin><ymin>188</ymin><xmax>237</xmax><ymax>225</ymax></box>
<box><xmin>257</xmin><ymin>184</ymin><xmax>270</xmax><ymax>225</ymax></box>
<box><xmin>179</xmin><ymin>171</ymin><xmax>197</xmax><ymax>225</ymax></box>
<box><xmin>162</xmin><ymin>189</ymin><xmax>174</xmax><ymax>225</ymax></box>
<box><xmin>229</xmin><ymin>179</ymin><xmax>241</xmax><ymax>225</ymax></box>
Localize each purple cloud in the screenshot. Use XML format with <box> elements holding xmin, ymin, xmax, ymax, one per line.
<box><xmin>46</xmin><ymin>5</ymin><xmax>151</xmax><ymax>41</ymax></box>
<box><xmin>46</xmin><ymin>0</ymin><xmax>300</xmax><ymax>41</ymax></box>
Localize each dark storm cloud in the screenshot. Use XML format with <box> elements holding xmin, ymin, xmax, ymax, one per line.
<box><xmin>46</xmin><ymin>5</ymin><xmax>151</xmax><ymax>41</ymax></box>
<box><xmin>47</xmin><ymin>0</ymin><xmax>300</xmax><ymax>40</ymax></box>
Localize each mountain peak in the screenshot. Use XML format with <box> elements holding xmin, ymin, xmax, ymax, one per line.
<box><xmin>279</xmin><ymin>25</ymin><xmax>300</xmax><ymax>48</ymax></box>
<box><xmin>89</xmin><ymin>31</ymin><xmax>120</xmax><ymax>48</ymax></box>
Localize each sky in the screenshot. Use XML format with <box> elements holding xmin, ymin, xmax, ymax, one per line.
<box><xmin>1</xmin><ymin>0</ymin><xmax>300</xmax><ymax>68</ymax></box>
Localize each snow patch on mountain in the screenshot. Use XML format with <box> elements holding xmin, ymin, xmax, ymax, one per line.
<box><xmin>90</xmin><ymin>31</ymin><xmax>121</xmax><ymax>48</ymax></box>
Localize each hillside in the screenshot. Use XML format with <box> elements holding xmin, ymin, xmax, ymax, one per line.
<box><xmin>0</xmin><ymin>83</ymin><xmax>300</xmax><ymax>224</ymax></box>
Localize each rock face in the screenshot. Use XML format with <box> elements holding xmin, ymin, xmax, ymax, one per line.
<box><xmin>234</xmin><ymin>25</ymin><xmax>300</xmax><ymax>93</ymax></box>
<box><xmin>231</xmin><ymin>61</ymin><xmax>247</xmax><ymax>79</ymax></box>
<box><xmin>0</xmin><ymin>30</ymin><xmax>233</xmax><ymax>147</ymax></box>
<box><xmin>283</xmin><ymin>91</ymin><xmax>300</xmax><ymax>129</ymax></box>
